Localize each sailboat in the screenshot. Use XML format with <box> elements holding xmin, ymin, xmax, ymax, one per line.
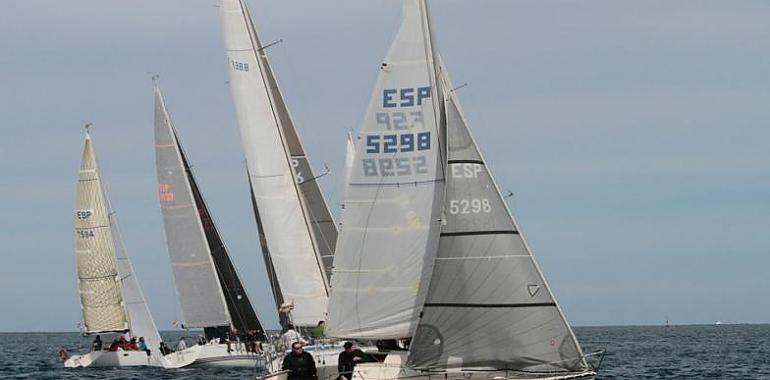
<box><xmin>65</xmin><ymin>127</ymin><xmax>169</xmax><ymax>368</ymax></box>
<box><xmin>153</xmin><ymin>81</ymin><xmax>267</xmax><ymax>367</ymax></box>
<box><xmin>326</xmin><ymin>1</ymin><xmax>598</xmax><ymax>379</ymax></box>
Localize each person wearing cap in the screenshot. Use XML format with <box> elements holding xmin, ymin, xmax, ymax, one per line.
<box><xmin>337</xmin><ymin>341</ymin><xmax>365</xmax><ymax>380</ymax></box>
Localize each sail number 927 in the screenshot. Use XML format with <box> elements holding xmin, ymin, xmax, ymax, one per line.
<box><xmin>448</xmin><ymin>198</ymin><xmax>492</xmax><ymax>215</ymax></box>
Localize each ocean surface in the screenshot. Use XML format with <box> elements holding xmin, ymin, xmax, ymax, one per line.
<box><xmin>1</xmin><ymin>324</ymin><xmax>768</xmax><ymax>379</ymax></box>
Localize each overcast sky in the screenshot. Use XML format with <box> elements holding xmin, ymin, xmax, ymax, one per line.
<box><xmin>1</xmin><ymin>0</ymin><xmax>768</xmax><ymax>332</ymax></box>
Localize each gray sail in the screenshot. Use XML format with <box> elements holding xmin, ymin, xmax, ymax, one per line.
<box><xmin>407</xmin><ymin>66</ymin><xmax>589</xmax><ymax>373</ymax></box>
<box><xmin>154</xmin><ymin>85</ymin><xmax>232</xmax><ymax>329</ymax></box>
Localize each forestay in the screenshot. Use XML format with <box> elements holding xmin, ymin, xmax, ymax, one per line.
<box><xmin>74</xmin><ymin>132</ymin><xmax>129</xmax><ymax>335</ymax></box>
<box><xmin>154</xmin><ymin>86</ymin><xmax>232</xmax><ymax>329</ymax></box>
<box><xmin>326</xmin><ymin>0</ymin><xmax>445</xmax><ymax>339</ymax></box>
<box><xmin>220</xmin><ymin>0</ymin><xmax>331</xmax><ymax>327</ymax></box>
<box><xmin>407</xmin><ymin>65</ymin><xmax>589</xmax><ymax>373</ymax></box>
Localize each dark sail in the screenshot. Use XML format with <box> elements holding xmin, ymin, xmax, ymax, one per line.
<box><xmin>176</xmin><ymin>130</ymin><xmax>264</xmax><ymax>334</ymax></box>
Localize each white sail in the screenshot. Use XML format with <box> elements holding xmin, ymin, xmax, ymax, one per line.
<box><xmin>154</xmin><ymin>85</ymin><xmax>232</xmax><ymax>329</ymax></box>
<box><xmin>74</xmin><ymin>132</ymin><xmax>130</xmax><ymax>334</ymax></box>
<box><xmin>111</xmin><ymin>213</ymin><xmax>163</xmax><ymax>361</ymax></box>
<box><xmin>406</xmin><ymin>63</ymin><xmax>589</xmax><ymax>372</ymax></box>
<box><xmin>220</xmin><ymin>0</ymin><xmax>335</xmax><ymax>327</ymax></box>
<box><xmin>326</xmin><ymin>0</ymin><xmax>445</xmax><ymax>339</ymax></box>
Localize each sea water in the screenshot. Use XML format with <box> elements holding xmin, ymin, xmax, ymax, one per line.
<box><xmin>1</xmin><ymin>325</ymin><xmax>768</xmax><ymax>379</ymax></box>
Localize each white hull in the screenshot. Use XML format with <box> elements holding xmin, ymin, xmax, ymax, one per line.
<box><xmin>64</xmin><ymin>351</ymin><xmax>159</xmax><ymax>368</ymax></box>
<box><xmin>352</xmin><ymin>353</ymin><xmax>596</xmax><ymax>380</ymax></box>
<box><xmin>164</xmin><ymin>342</ymin><xmax>263</xmax><ymax>368</ymax></box>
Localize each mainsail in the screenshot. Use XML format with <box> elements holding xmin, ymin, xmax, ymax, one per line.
<box><xmin>406</xmin><ymin>63</ymin><xmax>589</xmax><ymax>372</ymax></box>
<box><xmin>75</xmin><ymin>131</ymin><xmax>130</xmax><ymax>334</ymax></box>
<box><xmin>326</xmin><ymin>0</ymin><xmax>446</xmax><ymax>340</ymax></box>
<box><xmin>154</xmin><ymin>85</ymin><xmax>232</xmax><ymax>331</ymax></box>
<box><xmin>219</xmin><ymin>0</ymin><xmax>337</xmax><ymax>327</ymax></box>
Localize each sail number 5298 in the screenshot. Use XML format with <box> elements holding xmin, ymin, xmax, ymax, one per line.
<box><xmin>448</xmin><ymin>198</ymin><xmax>492</xmax><ymax>215</ymax></box>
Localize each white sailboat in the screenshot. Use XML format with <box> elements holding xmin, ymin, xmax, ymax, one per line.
<box><xmin>326</xmin><ymin>1</ymin><xmax>598</xmax><ymax>379</ymax></box>
<box><xmin>65</xmin><ymin>127</ymin><xmax>171</xmax><ymax>368</ymax></box>
<box><xmin>218</xmin><ymin>1</ymin><xmax>357</xmax><ymax>376</ymax></box>
<box><xmin>153</xmin><ymin>81</ymin><xmax>268</xmax><ymax>368</ymax></box>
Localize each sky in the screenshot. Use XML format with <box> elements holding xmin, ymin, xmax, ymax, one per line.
<box><xmin>1</xmin><ymin>0</ymin><xmax>769</xmax><ymax>332</ymax></box>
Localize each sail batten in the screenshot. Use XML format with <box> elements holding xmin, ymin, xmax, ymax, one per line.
<box><xmin>220</xmin><ymin>0</ymin><xmax>335</xmax><ymax>327</ymax></box>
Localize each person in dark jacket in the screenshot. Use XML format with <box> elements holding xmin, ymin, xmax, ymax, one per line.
<box><xmin>282</xmin><ymin>342</ymin><xmax>317</xmax><ymax>380</ymax></box>
<box><xmin>92</xmin><ymin>336</ymin><xmax>103</xmax><ymax>351</ymax></box>
<box><xmin>337</xmin><ymin>341</ymin><xmax>365</xmax><ymax>380</ymax></box>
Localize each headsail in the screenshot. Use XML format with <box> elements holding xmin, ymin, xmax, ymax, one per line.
<box><xmin>406</xmin><ymin>59</ymin><xmax>589</xmax><ymax>372</ymax></box>
<box><xmin>111</xmin><ymin>212</ymin><xmax>163</xmax><ymax>359</ymax></box>
<box><xmin>154</xmin><ymin>85</ymin><xmax>232</xmax><ymax>330</ymax></box>
<box><xmin>74</xmin><ymin>131</ymin><xmax>130</xmax><ymax>335</ymax></box>
<box><xmin>220</xmin><ymin>0</ymin><xmax>335</xmax><ymax>327</ymax></box>
<box><xmin>326</xmin><ymin>0</ymin><xmax>446</xmax><ymax>340</ymax></box>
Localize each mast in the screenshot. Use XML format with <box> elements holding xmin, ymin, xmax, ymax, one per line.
<box><xmin>74</xmin><ymin>129</ymin><xmax>130</xmax><ymax>335</ymax></box>
<box><xmin>154</xmin><ymin>83</ymin><xmax>233</xmax><ymax>335</ymax></box>
<box><xmin>219</xmin><ymin>0</ymin><xmax>333</xmax><ymax>327</ymax></box>
<box><xmin>326</xmin><ymin>0</ymin><xmax>446</xmax><ymax>340</ymax></box>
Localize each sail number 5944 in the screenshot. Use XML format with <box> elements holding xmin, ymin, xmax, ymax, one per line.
<box><xmin>448</xmin><ymin>198</ymin><xmax>492</xmax><ymax>215</ymax></box>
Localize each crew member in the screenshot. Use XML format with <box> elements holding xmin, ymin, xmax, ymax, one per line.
<box><xmin>282</xmin><ymin>342</ymin><xmax>317</xmax><ymax>380</ymax></box>
<box><xmin>337</xmin><ymin>341</ymin><xmax>365</xmax><ymax>380</ymax></box>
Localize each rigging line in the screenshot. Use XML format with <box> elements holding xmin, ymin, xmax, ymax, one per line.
<box><xmin>257</xmin><ymin>39</ymin><xmax>283</xmax><ymax>52</ymax></box>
